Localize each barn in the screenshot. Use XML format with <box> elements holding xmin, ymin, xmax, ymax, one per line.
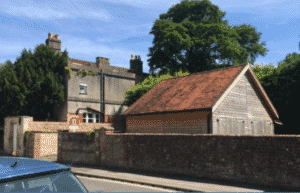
<box><xmin>122</xmin><ymin>64</ymin><xmax>283</xmax><ymax>135</ymax></box>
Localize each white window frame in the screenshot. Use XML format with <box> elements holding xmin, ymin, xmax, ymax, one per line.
<box><xmin>79</xmin><ymin>82</ymin><xmax>87</xmax><ymax>94</ymax></box>
<box><xmin>82</xmin><ymin>112</ymin><xmax>101</xmax><ymax>123</ymax></box>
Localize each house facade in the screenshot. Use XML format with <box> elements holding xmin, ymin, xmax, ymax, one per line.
<box><xmin>122</xmin><ymin>64</ymin><xmax>283</xmax><ymax>135</ymax></box>
<box><xmin>45</xmin><ymin>33</ymin><xmax>148</xmax><ymax>124</ymax></box>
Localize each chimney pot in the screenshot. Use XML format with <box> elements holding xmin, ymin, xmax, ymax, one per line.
<box><xmin>46</xmin><ymin>33</ymin><xmax>61</xmax><ymax>55</ymax></box>
<box><xmin>48</xmin><ymin>33</ymin><xmax>53</xmax><ymax>39</ymax></box>
<box><xmin>96</xmin><ymin>56</ymin><xmax>109</xmax><ymax>68</ymax></box>
<box><xmin>54</xmin><ymin>34</ymin><xmax>60</xmax><ymax>40</ymax></box>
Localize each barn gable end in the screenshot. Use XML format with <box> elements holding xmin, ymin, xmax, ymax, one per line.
<box><xmin>212</xmin><ymin>72</ymin><xmax>274</xmax><ymax>135</ymax></box>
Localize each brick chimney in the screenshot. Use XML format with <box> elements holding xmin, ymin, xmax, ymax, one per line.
<box><xmin>130</xmin><ymin>53</ymin><xmax>143</xmax><ymax>74</ymax></box>
<box><xmin>95</xmin><ymin>57</ymin><xmax>110</xmax><ymax>68</ymax></box>
<box><xmin>46</xmin><ymin>33</ymin><xmax>61</xmax><ymax>54</ymax></box>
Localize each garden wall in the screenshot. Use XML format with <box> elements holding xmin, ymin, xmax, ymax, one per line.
<box><xmin>24</xmin><ymin>132</ymin><xmax>58</xmax><ymax>159</ymax></box>
<box><xmin>3</xmin><ymin>115</ymin><xmax>114</xmax><ymax>157</ymax></box>
<box><xmin>58</xmin><ymin>128</ymin><xmax>300</xmax><ymax>191</ymax></box>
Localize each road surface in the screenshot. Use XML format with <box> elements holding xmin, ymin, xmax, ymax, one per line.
<box><xmin>77</xmin><ymin>175</ymin><xmax>181</xmax><ymax>192</ymax></box>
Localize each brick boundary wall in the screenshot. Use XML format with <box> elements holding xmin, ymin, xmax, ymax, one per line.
<box><xmin>58</xmin><ymin>129</ymin><xmax>300</xmax><ymax>191</ymax></box>
<box><xmin>3</xmin><ymin>116</ymin><xmax>115</xmax><ymax>158</ymax></box>
<box><xmin>23</xmin><ymin>132</ymin><xmax>58</xmax><ymax>159</ymax></box>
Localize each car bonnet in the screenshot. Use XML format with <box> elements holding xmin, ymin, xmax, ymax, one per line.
<box><xmin>0</xmin><ymin>156</ymin><xmax>70</xmax><ymax>180</ymax></box>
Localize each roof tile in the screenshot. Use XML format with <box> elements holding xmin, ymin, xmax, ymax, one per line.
<box><xmin>70</xmin><ymin>58</ymin><xmax>92</xmax><ymax>66</ymax></box>
<box><xmin>124</xmin><ymin>64</ymin><xmax>247</xmax><ymax>115</ymax></box>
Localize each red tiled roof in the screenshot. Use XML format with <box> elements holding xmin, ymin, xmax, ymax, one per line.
<box><xmin>69</xmin><ymin>58</ymin><xmax>93</xmax><ymax>67</ymax></box>
<box><xmin>123</xmin><ymin>64</ymin><xmax>247</xmax><ymax>115</ymax></box>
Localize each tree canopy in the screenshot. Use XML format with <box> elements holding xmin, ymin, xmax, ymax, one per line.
<box><xmin>0</xmin><ymin>44</ymin><xmax>69</xmax><ymax>121</ymax></box>
<box><xmin>250</xmin><ymin>49</ymin><xmax>300</xmax><ymax>134</ymax></box>
<box><xmin>147</xmin><ymin>0</ymin><xmax>268</xmax><ymax>75</ymax></box>
<box><xmin>0</xmin><ymin>60</ymin><xmax>27</xmax><ymax>118</ymax></box>
<box><xmin>123</xmin><ymin>68</ymin><xmax>190</xmax><ymax>107</ymax></box>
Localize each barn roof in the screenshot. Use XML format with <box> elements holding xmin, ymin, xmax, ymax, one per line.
<box><xmin>123</xmin><ymin>64</ymin><xmax>281</xmax><ymax>123</ymax></box>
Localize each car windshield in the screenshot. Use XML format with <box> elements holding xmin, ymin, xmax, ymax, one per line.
<box><xmin>0</xmin><ymin>170</ymin><xmax>88</xmax><ymax>192</ymax></box>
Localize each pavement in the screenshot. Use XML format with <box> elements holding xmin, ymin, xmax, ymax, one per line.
<box><xmin>0</xmin><ymin>150</ymin><xmax>295</xmax><ymax>192</ymax></box>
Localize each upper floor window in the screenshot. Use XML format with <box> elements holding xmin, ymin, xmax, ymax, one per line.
<box><xmin>79</xmin><ymin>82</ymin><xmax>87</xmax><ymax>94</ymax></box>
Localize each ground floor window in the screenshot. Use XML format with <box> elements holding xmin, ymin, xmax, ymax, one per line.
<box><xmin>83</xmin><ymin>113</ymin><xmax>101</xmax><ymax>123</ymax></box>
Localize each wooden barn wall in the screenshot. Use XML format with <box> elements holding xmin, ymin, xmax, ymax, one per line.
<box><xmin>213</xmin><ymin>72</ymin><xmax>274</xmax><ymax>135</ymax></box>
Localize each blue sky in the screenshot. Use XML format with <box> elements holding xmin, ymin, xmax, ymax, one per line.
<box><xmin>0</xmin><ymin>0</ymin><xmax>299</xmax><ymax>74</ymax></box>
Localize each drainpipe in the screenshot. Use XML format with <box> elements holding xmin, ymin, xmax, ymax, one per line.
<box><xmin>100</xmin><ymin>71</ymin><xmax>105</xmax><ymax>123</ymax></box>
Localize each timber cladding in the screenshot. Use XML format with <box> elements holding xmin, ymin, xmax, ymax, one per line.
<box><xmin>213</xmin><ymin>73</ymin><xmax>274</xmax><ymax>135</ymax></box>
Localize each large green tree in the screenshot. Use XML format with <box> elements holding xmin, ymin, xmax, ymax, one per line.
<box><xmin>0</xmin><ymin>60</ymin><xmax>28</xmax><ymax>119</ymax></box>
<box><xmin>147</xmin><ymin>0</ymin><xmax>268</xmax><ymax>75</ymax></box>
<box><xmin>263</xmin><ymin>53</ymin><xmax>300</xmax><ymax>134</ymax></box>
<box><xmin>1</xmin><ymin>44</ymin><xmax>70</xmax><ymax>121</ymax></box>
<box><xmin>250</xmin><ymin>50</ymin><xmax>300</xmax><ymax>134</ymax></box>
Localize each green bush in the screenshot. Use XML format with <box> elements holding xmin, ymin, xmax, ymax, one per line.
<box><xmin>85</xmin><ymin>131</ymin><xmax>95</xmax><ymax>140</ymax></box>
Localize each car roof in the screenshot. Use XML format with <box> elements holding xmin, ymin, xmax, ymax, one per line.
<box><xmin>0</xmin><ymin>156</ymin><xmax>70</xmax><ymax>180</ymax></box>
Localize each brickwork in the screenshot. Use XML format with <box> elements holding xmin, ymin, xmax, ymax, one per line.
<box><xmin>126</xmin><ymin>111</ymin><xmax>210</xmax><ymax>134</ymax></box>
<box><xmin>45</xmin><ymin>33</ymin><xmax>61</xmax><ymax>54</ymax></box>
<box><xmin>3</xmin><ymin>116</ymin><xmax>115</xmax><ymax>158</ymax></box>
<box><xmin>57</xmin><ymin>129</ymin><xmax>300</xmax><ymax>190</ymax></box>
<box><xmin>58</xmin><ymin>128</ymin><xmax>114</xmax><ymax>165</ymax></box>
<box><xmin>24</xmin><ymin>132</ymin><xmax>34</xmax><ymax>158</ymax></box>
<box><xmin>24</xmin><ymin>132</ymin><xmax>58</xmax><ymax>159</ymax></box>
<box><xmin>4</xmin><ymin>116</ymin><xmax>27</xmax><ymax>156</ymax></box>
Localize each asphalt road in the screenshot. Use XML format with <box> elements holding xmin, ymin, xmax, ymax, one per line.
<box><xmin>77</xmin><ymin>175</ymin><xmax>181</xmax><ymax>192</ymax></box>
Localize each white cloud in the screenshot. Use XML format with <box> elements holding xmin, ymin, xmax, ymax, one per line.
<box><xmin>98</xmin><ymin>0</ymin><xmax>181</xmax><ymax>9</ymax></box>
<box><xmin>211</xmin><ymin>0</ymin><xmax>291</xmax><ymax>9</ymax></box>
<box><xmin>0</xmin><ymin>0</ymin><xmax>112</xmax><ymax>21</ymax></box>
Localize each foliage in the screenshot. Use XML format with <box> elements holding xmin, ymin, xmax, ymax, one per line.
<box><xmin>64</xmin><ymin>67</ymin><xmax>98</xmax><ymax>79</ymax></box>
<box><xmin>249</xmin><ymin>51</ymin><xmax>300</xmax><ymax>134</ymax></box>
<box><xmin>0</xmin><ymin>60</ymin><xmax>27</xmax><ymax>118</ymax></box>
<box><xmin>0</xmin><ymin>44</ymin><xmax>69</xmax><ymax>121</ymax></box>
<box><xmin>123</xmin><ymin>67</ymin><xmax>190</xmax><ymax>106</ymax></box>
<box><xmin>85</xmin><ymin>130</ymin><xmax>95</xmax><ymax>140</ymax></box>
<box><xmin>147</xmin><ymin>0</ymin><xmax>268</xmax><ymax>75</ymax></box>
<box><xmin>130</xmin><ymin>55</ymin><xmax>143</xmax><ymax>74</ymax></box>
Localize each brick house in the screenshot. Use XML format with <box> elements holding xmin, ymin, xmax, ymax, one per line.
<box><xmin>45</xmin><ymin>33</ymin><xmax>149</xmax><ymax>125</ymax></box>
<box><xmin>122</xmin><ymin>64</ymin><xmax>283</xmax><ymax>135</ymax></box>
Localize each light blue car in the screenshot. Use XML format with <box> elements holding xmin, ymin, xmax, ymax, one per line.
<box><xmin>0</xmin><ymin>156</ymin><xmax>89</xmax><ymax>192</ymax></box>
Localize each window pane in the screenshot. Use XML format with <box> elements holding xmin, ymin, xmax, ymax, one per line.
<box><xmin>80</xmin><ymin>85</ymin><xmax>87</xmax><ymax>94</ymax></box>
<box><xmin>83</xmin><ymin>113</ymin><xmax>87</xmax><ymax>117</ymax></box>
<box><xmin>24</xmin><ymin>171</ymin><xmax>87</xmax><ymax>192</ymax></box>
<box><xmin>96</xmin><ymin>114</ymin><xmax>100</xmax><ymax>123</ymax></box>
<box><xmin>88</xmin><ymin>114</ymin><xmax>93</xmax><ymax>118</ymax></box>
<box><xmin>83</xmin><ymin>118</ymin><xmax>86</xmax><ymax>123</ymax></box>
<box><xmin>88</xmin><ymin>119</ymin><xmax>93</xmax><ymax>123</ymax></box>
<box><xmin>24</xmin><ymin>177</ymin><xmax>54</xmax><ymax>192</ymax></box>
<box><xmin>51</xmin><ymin>172</ymin><xmax>88</xmax><ymax>192</ymax></box>
<box><xmin>0</xmin><ymin>181</ymin><xmax>25</xmax><ymax>192</ymax></box>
